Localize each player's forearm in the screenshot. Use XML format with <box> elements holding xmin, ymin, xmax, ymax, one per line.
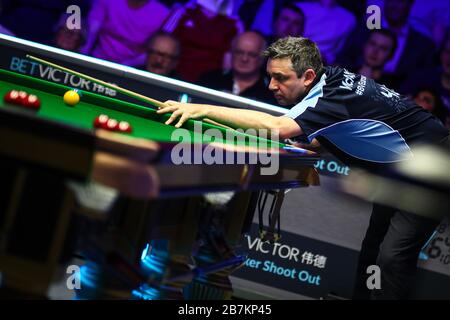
<box><xmin>159</xmin><ymin>101</ymin><xmax>302</xmax><ymax>139</ymax></box>
<box><xmin>203</xmin><ymin>105</ymin><xmax>284</xmax><ymax>133</ymax></box>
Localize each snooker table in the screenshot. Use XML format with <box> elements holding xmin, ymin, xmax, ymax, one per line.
<box><xmin>0</xmin><ymin>68</ymin><xmax>319</xmax><ymax>299</ymax></box>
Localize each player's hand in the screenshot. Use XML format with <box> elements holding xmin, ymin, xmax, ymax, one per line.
<box><xmin>157</xmin><ymin>100</ymin><xmax>209</xmax><ymax>128</ymax></box>
<box><xmin>288</xmin><ymin>138</ymin><xmax>322</xmax><ymax>153</ymax></box>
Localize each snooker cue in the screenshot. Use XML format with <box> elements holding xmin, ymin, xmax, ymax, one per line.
<box><xmin>26</xmin><ymin>55</ymin><xmax>234</xmax><ymax>130</ymax></box>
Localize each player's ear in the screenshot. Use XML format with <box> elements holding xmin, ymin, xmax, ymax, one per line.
<box><xmin>303</xmin><ymin>69</ymin><xmax>317</xmax><ymax>86</ymax></box>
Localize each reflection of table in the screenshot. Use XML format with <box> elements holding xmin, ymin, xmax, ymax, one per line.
<box><xmin>0</xmin><ymin>69</ymin><xmax>319</xmax><ymax>299</ymax></box>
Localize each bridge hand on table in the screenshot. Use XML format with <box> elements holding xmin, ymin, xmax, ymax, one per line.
<box><xmin>157</xmin><ymin>100</ymin><xmax>209</xmax><ymax>128</ymax></box>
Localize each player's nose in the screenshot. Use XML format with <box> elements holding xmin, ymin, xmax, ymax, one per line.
<box><xmin>268</xmin><ymin>78</ymin><xmax>278</xmax><ymax>91</ymax></box>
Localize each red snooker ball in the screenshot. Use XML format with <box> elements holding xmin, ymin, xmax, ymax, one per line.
<box><xmin>26</xmin><ymin>95</ymin><xmax>41</xmax><ymax>110</ymax></box>
<box><xmin>4</xmin><ymin>90</ymin><xmax>19</xmax><ymax>104</ymax></box>
<box><xmin>118</xmin><ymin>121</ymin><xmax>132</xmax><ymax>133</ymax></box>
<box><xmin>17</xmin><ymin>91</ymin><xmax>29</xmax><ymax>106</ymax></box>
<box><xmin>93</xmin><ymin>114</ymin><xmax>110</xmax><ymax>128</ymax></box>
<box><xmin>106</xmin><ymin>118</ymin><xmax>119</xmax><ymax>131</ymax></box>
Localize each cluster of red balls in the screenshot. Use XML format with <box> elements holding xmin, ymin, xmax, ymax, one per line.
<box><xmin>93</xmin><ymin>114</ymin><xmax>132</xmax><ymax>133</ymax></box>
<box><xmin>4</xmin><ymin>90</ymin><xmax>41</xmax><ymax>110</ymax></box>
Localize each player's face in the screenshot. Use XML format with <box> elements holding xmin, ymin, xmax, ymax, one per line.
<box><xmin>273</xmin><ymin>8</ymin><xmax>304</xmax><ymax>39</ymax></box>
<box><xmin>146</xmin><ymin>37</ymin><xmax>179</xmax><ymax>76</ymax></box>
<box><xmin>364</xmin><ymin>33</ymin><xmax>395</xmax><ymax>68</ymax></box>
<box><xmin>267</xmin><ymin>58</ymin><xmax>305</xmax><ymax>105</ymax></box>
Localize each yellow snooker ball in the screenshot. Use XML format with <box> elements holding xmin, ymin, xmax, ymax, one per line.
<box><xmin>63</xmin><ymin>90</ymin><xmax>80</xmax><ymax>106</ymax></box>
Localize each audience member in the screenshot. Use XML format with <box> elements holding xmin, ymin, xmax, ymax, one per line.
<box><xmin>81</xmin><ymin>0</ymin><xmax>170</xmax><ymax>66</ymax></box>
<box><xmin>197</xmin><ymin>31</ymin><xmax>276</xmax><ymax>105</ymax></box>
<box><xmin>53</xmin><ymin>13</ymin><xmax>86</xmax><ymax>52</ymax></box>
<box><xmin>412</xmin><ymin>88</ymin><xmax>448</xmax><ymax>125</ymax></box>
<box><xmin>0</xmin><ymin>0</ymin><xmax>86</xmax><ymax>45</ymax></box>
<box><xmin>354</xmin><ymin>29</ymin><xmax>402</xmax><ymax>90</ymax></box>
<box><xmin>235</xmin><ymin>0</ymin><xmax>280</xmax><ymax>37</ymax></box>
<box><xmin>296</xmin><ymin>0</ymin><xmax>356</xmax><ymax>64</ymax></box>
<box><xmin>267</xmin><ymin>4</ymin><xmax>305</xmax><ymax>44</ymax></box>
<box><xmin>236</xmin><ymin>0</ymin><xmax>268</xmax><ymax>31</ymax></box>
<box><xmin>163</xmin><ymin>0</ymin><xmax>243</xmax><ymax>83</ymax></box>
<box><xmin>400</xmin><ymin>33</ymin><xmax>450</xmax><ymax>117</ymax></box>
<box><xmin>409</xmin><ymin>0</ymin><xmax>450</xmax><ymax>47</ymax></box>
<box><xmin>144</xmin><ymin>31</ymin><xmax>181</xmax><ymax>78</ymax></box>
<box><xmin>337</xmin><ymin>0</ymin><xmax>435</xmax><ymax>80</ymax></box>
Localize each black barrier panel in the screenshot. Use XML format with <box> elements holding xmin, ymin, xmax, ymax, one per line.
<box><xmin>233</xmin><ymin>222</ymin><xmax>450</xmax><ymax>300</ymax></box>
<box><xmin>233</xmin><ymin>223</ymin><xmax>359</xmax><ymax>299</ymax></box>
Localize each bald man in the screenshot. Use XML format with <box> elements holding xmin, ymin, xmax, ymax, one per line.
<box><xmin>197</xmin><ymin>31</ymin><xmax>276</xmax><ymax>105</ymax></box>
<box><xmin>145</xmin><ymin>31</ymin><xmax>181</xmax><ymax>78</ymax></box>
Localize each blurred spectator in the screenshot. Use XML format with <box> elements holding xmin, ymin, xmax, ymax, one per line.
<box><xmin>368</xmin><ymin>0</ymin><xmax>450</xmax><ymax>47</ymax></box>
<box><xmin>80</xmin><ymin>0</ymin><xmax>170</xmax><ymax>66</ymax></box>
<box><xmin>53</xmin><ymin>13</ymin><xmax>86</xmax><ymax>52</ymax></box>
<box><xmin>354</xmin><ymin>29</ymin><xmax>402</xmax><ymax>89</ymax></box>
<box><xmin>382</xmin><ymin>0</ymin><xmax>435</xmax><ymax>73</ymax></box>
<box><xmin>412</xmin><ymin>88</ymin><xmax>448</xmax><ymax>125</ymax></box>
<box><xmin>337</xmin><ymin>0</ymin><xmax>435</xmax><ymax>79</ymax></box>
<box><xmin>235</xmin><ymin>0</ymin><xmax>276</xmax><ymax>37</ymax></box>
<box><xmin>197</xmin><ymin>31</ymin><xmax>276</xmax><ymax>105</ymax></box>
<box><xmin>0</xmin><ymin>0</ymin><xmax>89</xmax><ymax>45</ymax></box>
<box><xmin>400</xmin><ymin>33</ymin><xmax>450</xmax><ymax>117</ymax></box>
<box><xmin>144</xmin><ymin>31</ymin><xmax>181</xmax><ymax>78</ymax></box>
<box><xmin>163</xmin><ymin>0</ymin><xmax>243</xmax><ymax>83</ymax></box>
<box><xmin>235</xmin><ymin>0</ymin><xmax>264</xmax><ymax>30</ymax></box>
<box><xmin>267</xmin><ymin>3</ymin><xmax>305</xmax><ymax>44</ymax></box>
<box><xmin>296</xmin><ymin>0</ymin><xmax>356</xmax><ymax>64</ymax></box>
<box><xmin>409</xmin><ymin>0</ymin><xmax>450</xmax><ymax>47</ymax></box>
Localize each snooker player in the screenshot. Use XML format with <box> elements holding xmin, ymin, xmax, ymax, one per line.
<box><xmin>157</xmin><ymin>36</ymin><xmax>450</xmax><ymax>300</ymax></box>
